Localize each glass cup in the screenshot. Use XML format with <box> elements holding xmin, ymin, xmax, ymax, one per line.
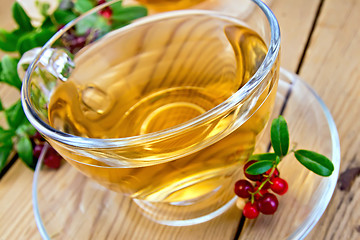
<box><xmin>21</xmin><ymin>0</ymin><xmax>280</xmax><ymax>226</ymax></box>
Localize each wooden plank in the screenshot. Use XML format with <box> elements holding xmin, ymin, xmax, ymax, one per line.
<box><xmin>0</xmin><ymin>159</ymin><xmax>242</xmax><ymax>239</ymax></box>
<box><xmin>0</xmin><ymin>161</ymin><xmax>41</xmax><ymax>240</ymax></box>
<box><xmin>297</xmin><ymin>0</ymin><xmax>360</xmax><ymax>239</ymax></box>
<box><xmin>0</xmin><ymin>0</ymin><xmax>326</xmax><ymax>239</ymax></box>
<box><xmin>270</xmin><ymin>0</ymin><xmax>322</xmax><ymax>72</ymax></box>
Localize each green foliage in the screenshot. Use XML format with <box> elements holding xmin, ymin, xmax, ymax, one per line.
<box><xmin>76</xmin><ymin>14</ymin><xmax>110</xmax><ymax>35</ymax></box>
<box><xmin>270</xmin><ymin>115</ymin><xmax>289</xmax><ymax>157</ymax></box>
<box><xmin>74</xmin><ymin>0</ymin><xmax>95</xmax><ymax>14</ymax></box>
<box><xmin>0</xmin><ymin>29</ymin><xmax>19</xmax><ymax>52</ymax></box>
<box><xmin>16</xmin><ymin>136</ymin><xmax>34</xmax><ymax>169</ymax></box>
<box><xmin>0</xmin><ymin>56</ymin><xmax>22</xmax><ymax>90</ymax></box>
<box><xmin>245</xmin><ymin>160</ymin><xmax>273</xmax><ymax>175</ymax></box>
<box><xmin>12</xmin><ymin>2</ymin><xmax>34</xmax><ymax>32</ymax></box>
<box><xmin>295</xmin><ymin>150</ymin><xmax>334</xmax><ymax>177</ymax></box>
<box><xmin>0</xmin><ymin>0</ymin><xmax>149</xmax><ymax>172</ymax></box>
<box><xmin>248</xmin><ymin>116</ymin><xmax>334</xmax><ymax>177</ymax></box>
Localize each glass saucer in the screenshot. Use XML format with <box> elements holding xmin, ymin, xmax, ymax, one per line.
<box><xmin>32</xmin><ymin>68</ymin><xmax>340</xmax><ymax>240</ymax></box>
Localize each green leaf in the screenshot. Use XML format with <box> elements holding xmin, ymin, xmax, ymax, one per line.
<box><xmin>74</xmin><ymin>0</ymin><xmax>95</xmax><ymax>14</ymax></box>
<box><xmin>245</xmin><ymin>160</ymin><xmax>274</xmax><ymax>175</ymax></box>
<box><xmin>275</xmin><ymin>155</ymin><xmax>280</xmax><ymax>164</ymax></box>
<box><xmin>0</xmin><ymin>98</ymin><xmax>3</xmax><ymax>111</ymax></box>
<box><xmin>0</xmin><ymin>56</ymin><xmax>22</xmax><ymax>89</ymax></box>
<box><xmin>5</xmin><ymin>100</ymin><xmax>26</xmax><ymax>130</ymax></box>
<box><xmin>41</xmin><ymin>16</ymin><xmax>54</xmax><ymax>29</ymax></box>
<box><xmin>53</xmin><ymin>9</ymin><xmax>78</xmax><ymax>24</ymax></box>
<box><xmin>12</xmin><ymin>2</ymin><xmax>34</xmax><ymax>32</ymax></box>
<box><xmin>15</xmin><ymin>121</ymin><xmax>36</xmax><ymax>137</ymax></box>
<box><xmin>16</xmin><ymin>32</ymin><xmax>38</xmax><ymax>55</ymax></box>
<box><xmin>270</xmin><ymin>116</ymin><xmax>289</xmax><ymax>157</ymax></box>
<box><xmin>16</xmin><ymin>136</ymin><xmax>35</xmax><ymax>169</ymax></box>
<box><xmin>294</xmin><ymin>150</ymin><xmax>334</xmax><ymax>177</ymax></box>
<box><xmin>0</xmin><ymin>127</ymin><xmax>15</xmax><ymax>146</ymax></box>
<box><xmin>0</xmin><ymin>29</ymin><xmax>19</xmax><ymax>52</ymax></box>
<box><xmin>249</xmin><ymin>153</ymin><xmax>278</xmax><ymax>162</ymax></box>
<box><xmin>33</xmin><ymin>27</ymin><xmax>57</xmax><ymax>46</ymax></box>
<box><xmin>111</xmin><ymin>6</ymin><xmax>148</xmax><ymax>23</ymax></box>
<box><xmin>16</xmin><ymin>28</ymin><xmax>56</xmax><ymax>55</ymax></box>
<box><xmin>75</xmin><ymin>14</ymin><xmax>110</xmax><ymax>35</ymax></box>
<box><xmin>0</xmin><ymin>143</ymin><xmax>12</xmax><ymax>171</ymax></box>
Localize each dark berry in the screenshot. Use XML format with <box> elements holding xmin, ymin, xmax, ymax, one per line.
<box><xmin>270</xmin><ymin>177</ymin><xmax>288</xmax><ymax>195</ymax></box>
<box><xmin>243</xmin><ymin>202</ymin><xmax>259</xmax><ymax>219</ymax></box>
<box><xmin>265</xmin><ymin>168</ymin><xmax>279</xmax><ymax>179</ymax></box>
<box><xmin>254</xmin><ymin>188</ymin><xmax>268</xmax><ymax>200</ymax></box>
<box><xmin>32</xmin><ymin>131</ymin><xmax>44</xmax><ymax>141</ymax></box>
<box><xmin>244</xmin><ymin>160</ymin><xmax>263</xmax><ymax>181</ymax></box>
<box><xmin>234</xmin><ymin>179</ymin><xmax>254</xmax><ymax>198</ymax></box>
<box><xmin>33</xmin><ymin>144</ymin><xmax>44</xmax><ymax>159</ymax></box>
<box><xmin>256</xmin><ymin>180</ymin><xmax>271</xmax><ymax>190</ymax></box>
<box><xmin>44</xmin><ymin>147</ymin><xmax>62</xmax><ymax>169</ymax></box>
<box><xmin>257</xmin><ymin>193</ymin><xmax>278</xmax><ymax>215</ymax></box>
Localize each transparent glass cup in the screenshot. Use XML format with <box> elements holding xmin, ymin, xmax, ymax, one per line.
<box><xmin>21</xmin><ymin>0</ymin><xmax>280</xmax><ymax>226</ymax></box>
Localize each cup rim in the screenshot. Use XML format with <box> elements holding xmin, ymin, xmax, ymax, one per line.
<box><xmin>21</xmin><ymin>0</ymin><xmax>280</xmax><ymax>148</ymax></box>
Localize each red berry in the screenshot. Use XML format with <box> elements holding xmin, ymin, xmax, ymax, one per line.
<box><xmin>244</xmin><ymin>160</ymin><xmax>263</xmax><ymax>181</ymax></box>
<box><xmin>44</xmin><ymin>147</ymin><xmax>62</xmax><ymax>169</ymax></box>
<box><xmin>33</xmin><ymin>144</ymin><xmax>44</xmax><ymax>159</ymax></box>
<box><xmin>99</xmin><ymin>8</ymin><xmax>112</xmax><ymax>18</ymax></box>
<box><xmin>270</xmin><ymin>177</ymin><xmax>288</xmax><ymax>195</ymax></box>
<box><xmin>32</xmin><ymin>131</ymin><xmax>44</xmax><ymax>141</ymax></box>
<box><xmin>234</xmin><ymin>180</ymin><xmax>254</xmax><ymax>198</ymax></box>
<box><xmin>256</xmin><ymin>180</ymin><xmax>271</xmax><ymax>190</ymax></box>
<box><xmin>243</xmin><ymin>202</ymin><xmax>259</xmax><ymax>219</ymax></box>
<box><xmin>257</xmin><ymin>193</ymin><xmax>278</xmax><ymax>215</ymax></box>
<box><xmin>254</xmin><ymin>188</ymin><xmax>268</xmax><ymax>200</ymax></box>
<box><xmin>265</xmin><ymin>168</ymin><xmax>279</xmax><ymax>179</ymax></box>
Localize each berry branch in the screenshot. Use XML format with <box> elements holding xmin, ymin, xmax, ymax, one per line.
<box><xmin>234</xmin><ymin>116</ymin><xmax>334</xmax><ymax>219</ymax></box>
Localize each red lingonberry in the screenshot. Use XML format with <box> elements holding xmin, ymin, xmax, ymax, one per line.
<box><xmin>256</xmin><ymin>180</ymin><xmax>271</xmax><ymax>190</ymax></box>
<box><xmin>234</xmin><ymin>179</ymin><xmax>254</xmax><ymax>198</ymax></box>
<box><xmin>33</xmin><ymin>144</ymin><xmax>44</xmax><ymax>159</ymax></box>
<box><xmin>264</xmin><ymin>168</ymin><xmax>279</xmax><ymax>179</ymax></box>
<box><xmin>243</xmin><ymin>202</ymin><xmax>259</xmax><ymax>219</ymax></box>
<box><xmin>257</xmin><ymin>193</ymin><xmax>279</xmax><ymax>215</ymax></box>
<box><xmin>244</xmin><ymin>160</ymin><xmax>263</xmax><ymax>181</ymax></box>
<box><xmin>270</xmin><ymin>177</ymin><xmax>288</xmax><ymax>195</ymax></box>
<box><xmin>99</xmin><ymin>8</ymin><xmax>112</xmax><ymax>19</ymax></box>
<box><xmin>254</xmin><ymin>188</ymin><xmax>268</xmax><ymax>200</ymax></box>
<box><xmin>44</xmin><ymin>147</ymin><xmax>62</xmax><ymax>169</ymax></box>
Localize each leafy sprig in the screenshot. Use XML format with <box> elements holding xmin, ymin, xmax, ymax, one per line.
<box><xmin>245</xmin><ymin>116</ymin><xmax>334</xmax><ymax>177</ymax></box>
<box><xmin>0</xmin><ymin>0</ymin><xmax>147</xmax><ymax>171</ymax></box>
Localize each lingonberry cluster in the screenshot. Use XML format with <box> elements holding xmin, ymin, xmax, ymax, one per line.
<box><xmin>234</xmin><ymin>160</ymin><xmax>288</xmax><ymax>219</ymax></box>
<box><xmin>31</xmin><ymin>132</ymin><xmax>62</xmax><ymax>169</ymax></box>
<box><xmin>98</xmin><ymin>0</ymin><xmax>113</xmax><ymax>19</ymax></box>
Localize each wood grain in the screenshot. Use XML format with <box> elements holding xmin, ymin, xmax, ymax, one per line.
<box><xmin>298</xmin><ymin>0</ymin><xmax>360</xmax><ymax>239</ymax></box>
<box><xmin>0</xmin><ymin>161</ymin><xmax>41</xmax><ymax>240</ymax></box>
<box><xmin>1</xmin><ymin>0</ymin><xmax>359</xmax><ymax>239</ymax></box>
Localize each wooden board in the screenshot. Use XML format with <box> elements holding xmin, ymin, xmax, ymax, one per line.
<box><xmin>1</xmin><ymin>0</ymin><xmax>359</xmax><ymax>239</ymax></box>
<box><xmin>299</xmin><ymin>0</ymin><xmax>360</xmax><ymax>239</ymax></box>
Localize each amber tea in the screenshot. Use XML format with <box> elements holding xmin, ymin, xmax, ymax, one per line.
<box><xmin>46</xmin><ymin>13</ymin><xmax>278</xmax><ymax>205</ymax></box>
<box><xmin>134</xmin><ymin>0</ymin><xmax>206</xmax><ymax>11</ymax></box>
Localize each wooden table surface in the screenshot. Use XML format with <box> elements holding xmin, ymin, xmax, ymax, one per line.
<box><xmin>0</xmin><ymin>0</ymin><xmax>359</xmax><ymax>239</ymax></box>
